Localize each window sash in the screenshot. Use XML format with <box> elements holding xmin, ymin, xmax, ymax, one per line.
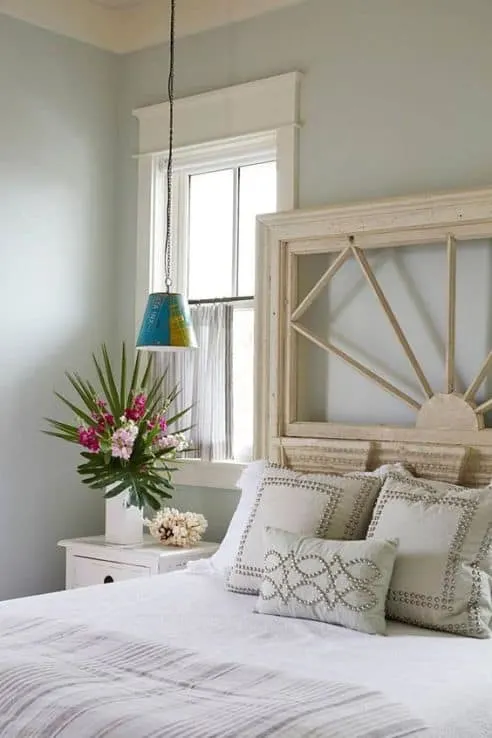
<box><xmin>152</xmin><ymin>134</ymin><xmax>277</xmax><ymax>297</ymax></box>
<box><xmin>155</xmin><ymin>144</ymin><xmax>275</xmax><ymax>464</ymax></box>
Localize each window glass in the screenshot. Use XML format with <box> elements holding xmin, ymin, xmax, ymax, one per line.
<box><xmin>188</xmin><ymin>169</ymin><xmax>234</xmax><ymax>300</ymax></box>
<box><xmin>172</xmin><ymin>154</ymin><xmax>276</xmax><ymax>462</ymax></box>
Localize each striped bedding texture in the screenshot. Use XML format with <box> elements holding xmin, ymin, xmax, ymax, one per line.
<box><xmin>0</xmin><ymin>615</ymin><xmax>428</xmax><ymax>737</ymax></box>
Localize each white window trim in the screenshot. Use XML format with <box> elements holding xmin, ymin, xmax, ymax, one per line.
<box><xmin>133</xmin><ymin>72</ymin><xmax>301</xmax><ymax>489</ymax></box>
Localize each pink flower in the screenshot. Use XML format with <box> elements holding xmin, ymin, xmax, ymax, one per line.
<box><xmin>91</xmin><ymin>409</ymin><xmax>115</xmax><ymax>434</ymax></box>
<box><xmin>78</xmin><ymin>426</ymin><xmax>100</xmax><ymax>453</ymax></box>
<box><xmin>154</xmin><ymin>432</ymin><xmax>189</xmax><ymax>452</ymax></box>
<box><xmin>125</xmin><ymin>393</ymin><xmax>147</xmax><ymax>421</ymax></box>
<box><xmin>111</xmin><ymin>423</ymin><xmax>139</xmax><ymax>461</ymax></box>
<box><xmin>147</xmin><ymin>414</ymin><xmax>166</xmax><ymax>432</ymax></box>
<box><xmin>154</xmin><ymin>433</ymin><xmax>179</xmax><ymax>451</ymax></box>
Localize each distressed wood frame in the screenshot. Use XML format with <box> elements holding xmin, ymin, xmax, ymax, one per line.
<box><xmin>257</xmin><ymin>187</ymin><xmax>492</xmax><ymax>486</ymax></box>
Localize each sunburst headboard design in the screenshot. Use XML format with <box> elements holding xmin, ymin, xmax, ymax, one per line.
<box><xmin>257</xmin><ymin>187</ymin><xmax>492</xmax><ymax>486</ymax></box>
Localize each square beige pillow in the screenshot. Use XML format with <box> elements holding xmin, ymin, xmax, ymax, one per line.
<box><xmin>367</xmin><ymin>472</ymin><xmax>492</xmax><ymax>638</ymax></box>
<box><xmin>226</xmin><ymin>463</ymin><xmax>388</xmax><ymax>595</ymax></box>
<box><xmin>256</xmin><ymin>527</ymin><xmax>398</xmax><ymax>635</ymax></box>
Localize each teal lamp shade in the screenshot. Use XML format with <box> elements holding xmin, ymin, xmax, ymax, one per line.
<box><xmin>136</xmin><ymin>292</ymin><xmax>198</xmax><ymax>351</ymax></box>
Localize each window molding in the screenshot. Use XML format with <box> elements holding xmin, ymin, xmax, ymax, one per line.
<box><xmin>133</xmin><ymin>72</ymin><xmax>301</xmax><ymax>489</ymax></box>
<box><xmin>133</xmin><ymin>72</ymin><xmax>301</xmax><ymax>155</ymax></box>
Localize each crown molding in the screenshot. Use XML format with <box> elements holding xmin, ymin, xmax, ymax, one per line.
<box><xmin>0</xmin><ymin>0</ymin><xmax>116</xmax><ymax>50</ymax></box>
<box><xmin>0</xmin><ymin>0</ymin><xmax>307</xmax><ymax>54</ymax></box>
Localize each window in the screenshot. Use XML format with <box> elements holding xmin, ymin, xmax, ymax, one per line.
<box><xmin>133</xmin><ymin>72</ymin><xmax>300</xmax><ymax>487</ymax></box>
<box><xmin>159</xmin><ymin>148</ymin><xmax>276</xmax><ymax>463</ymax></box>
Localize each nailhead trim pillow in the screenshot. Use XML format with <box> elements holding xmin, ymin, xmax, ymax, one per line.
<box><xmin>367</xmin><ymin>472</ymin><xmax>492</xmax><ymax>638</ymax></box>
<box><xmin>226</xmin><ymin>464</ymin><xmax>387</xmax><ymax>595</ymax></box>
<box><xmin>255</xmin><ymin>527</ymin><xmax>398</xmax><ymax>635</ymax></box>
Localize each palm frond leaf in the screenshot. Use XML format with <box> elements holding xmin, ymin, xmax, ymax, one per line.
<box><xmin>54</xmin><ymin>392</ymin><xmax>94</xmax><ymax>426</ymax></box>
<box><xmin>92</xmin><ymin>353</ymin><xmax>119</xmax><ymax>418</ymax></box>
<box><xmin>140</xmin><ymin>352</ymin><xmax>155</xmax><ymax>389</ymax></box>
<box><xmin>45</xmin><ymin>341</ymin><xmax>194</xmax><ymax>512</ymax></box>
<box><xmin>101</xmin><ymin>344</ymin><xmax>122</xmax><ymax>415</ymax></box>
<box><xmin>127</xmin><ymin>349</ymin><xmax>142</xmax><ymax>405</ymax></box>
<box><xmin>119</xmin><ymin>343</ymin><xmax>127</xmax><ymax>410</ymax></box>
<box><xmin>166</xmin><ymin>406</ymin><xmax>192</xmax><ymax>427</ymax></box>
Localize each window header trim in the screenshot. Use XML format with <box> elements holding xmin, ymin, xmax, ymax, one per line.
<box><xmin>133</xmin><ymin>72</ymin><xmax>302</xmax><ymax>156</ymax></box>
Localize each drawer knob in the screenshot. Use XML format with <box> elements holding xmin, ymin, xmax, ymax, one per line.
<box><xmin>103</xmin><ymin>575</ymin><xmax>114</xmax><ymax>584</ymax></box>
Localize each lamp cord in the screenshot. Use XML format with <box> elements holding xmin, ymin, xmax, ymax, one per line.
<box><xmin>164</xmin><ymin>0</ymin><xmax>176</xmax><ymax>292</ymax></box>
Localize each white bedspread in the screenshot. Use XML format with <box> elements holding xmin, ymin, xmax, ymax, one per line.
<box><xmin>0</xmin><ymin>566</ymin><xmax>490</xmax><ymax>737</ymax></box>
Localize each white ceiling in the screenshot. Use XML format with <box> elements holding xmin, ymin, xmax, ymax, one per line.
<box><xmin>0</xmin><ymin>0</ymin><xmax>307</xmax><ymax>53</ymax></box>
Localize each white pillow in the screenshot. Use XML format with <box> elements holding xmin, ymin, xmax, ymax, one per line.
<box><xmin>367</xmin><ymin>472</ymin><xmax>492</xmax><ymax>638</ymax></box>
<box><xmin>226</xmin><ymin>464</ymin><xmax>386</xmax><ymax>595</ymax></box>
<box><xmin>256</xmin><ymin>527</ymin><xmax>398</xmax><ymax>635</ymax></box>
<box><xmin>204</xmin><ymin>460</ymin><xmax>266</xmax><ymax>576</ymax></box>
<box><xmin>193</xmin><ymin>460</ymin><xmax>411</xmax><ymax>579</ymax></box>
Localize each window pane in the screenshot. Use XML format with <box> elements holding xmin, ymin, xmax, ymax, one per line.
<box><xmin>188</xmin><ymin>169</ymin><xmax>234</xmax><ymax>300</ymax></box>
<box><xmin>238</xmin><ymin>161</ymin><xmax>276</xmax><ymax>296</ymax></box>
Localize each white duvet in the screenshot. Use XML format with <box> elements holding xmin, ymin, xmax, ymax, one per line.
<box><xmin>0</xmin><ymin>564</ymin><xmax>491</xmax><ymax>737</ymax></box>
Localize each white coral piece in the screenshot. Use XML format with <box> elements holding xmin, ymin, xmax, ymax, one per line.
<box><xmin>145</xmin><ymin>507</ymin><xmax>208</xmax><ymax>547</ymax></box>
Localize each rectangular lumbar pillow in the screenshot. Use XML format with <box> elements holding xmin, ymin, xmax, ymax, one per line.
<box><xmin>255</xmin><ymin>527</ymin><xmax>398</xmax><ymax>635</ymax></box>
<box><xmin>367</xmin><ymin>472</ymin><xmax>492</xmax><ymax>638</ymax></box>
<box><xmin>226</xmin><ymin>463</ymin><xmax>387</xmax><ymax>595</ymax></box>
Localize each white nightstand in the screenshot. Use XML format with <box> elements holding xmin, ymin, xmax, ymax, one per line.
<box><xmin>58</xmin><ymin>536</ymin><xmax>219</xmax><ymax>590</ymax></box>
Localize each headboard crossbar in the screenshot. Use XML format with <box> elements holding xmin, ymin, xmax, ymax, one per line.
<box><xmin>258</xmin><ymin>187</ymin><xmax>492</xmax><ymax>486</ymax></box>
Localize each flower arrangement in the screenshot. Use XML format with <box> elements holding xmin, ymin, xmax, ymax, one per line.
<box><xmin>44</xmin><ymin>344</ymin><xmax>190</xmax><ymax>510</ymax></box>
<box><xmin>146</xmin><ymin>508</ymin><xmax>208</xmax><ymax>547</ymax></box>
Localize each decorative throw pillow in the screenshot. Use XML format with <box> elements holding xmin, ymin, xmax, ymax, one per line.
<box><xmin>206</xmin><ymin>460</ymin><xmax>266</xmax><ymax>576</ymax></box>
<box><xmin>255</xmin><ymin>527</ymin><xmax>398</xmax><ymax>635</ymax></box>
<box><xmin>367</xmin><ymin>472</ymin><xmax>492</xmax><ymax>638</ymax></box>
<box><xmin>226</xmin><ymin>464</ymin><xmax>387</xmax><ymax>595</ymax></box>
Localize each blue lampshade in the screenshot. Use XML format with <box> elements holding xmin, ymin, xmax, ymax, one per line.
<box><xmin>136</xmin><ymin>292</ymin><xmax>198</xmax><ymax>351</ymax></box>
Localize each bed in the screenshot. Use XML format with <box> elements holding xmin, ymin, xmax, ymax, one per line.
<box><xmin>2</xmin><ymin>186</ymin><xmax>492</xmax><ymax>737</ymax></box>
<box><xmin>0</xmin><ymin>567</ymin><xmax>490</xmax><ymax>737</ymax></box>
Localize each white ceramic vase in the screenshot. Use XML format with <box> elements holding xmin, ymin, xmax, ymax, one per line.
<box><xmin>105</xmin><ymin>491</ymin><xmax>143</xmax><ymax>545</ymax></box>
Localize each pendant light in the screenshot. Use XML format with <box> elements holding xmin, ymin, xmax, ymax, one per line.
<box><xmin>137</xmin><ymin>0</ymin><xmax>197</xmax><ymax>351</ymax></box>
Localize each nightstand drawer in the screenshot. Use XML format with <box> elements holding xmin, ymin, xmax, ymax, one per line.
<box><xmin>71</xmin><ymin>555</ymin><xmax>151</xmax><ymax>588</ymax></box>
<box><xmin>59</xmin><ymin>537</ymin><xmax>220</xmax><ymax>589</ymax></box>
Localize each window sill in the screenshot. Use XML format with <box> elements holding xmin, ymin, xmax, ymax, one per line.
<box><xmin>174</xmin><ymin>460</ymin><xmax>245</xmax><ymax>490</ymax></box>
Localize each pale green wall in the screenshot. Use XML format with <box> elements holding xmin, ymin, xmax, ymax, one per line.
<box><xmin>3</xmin><ymin>0</ymin><xmax>492</xmax><ymax>594</ymax></box>
<box><xmin>0</xmin><ymin>14</ymin><xmax>117</xmax><ymax>597</ymax></box>
<box><xmin>117</xmin><ymin>0</ymin><xmax>492</xmax><ymax>541</ymax></box>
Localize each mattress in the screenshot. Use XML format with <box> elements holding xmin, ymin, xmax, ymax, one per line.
<box><xmin>0</xmin><ymin>566</ymin><xmax>490</xmax><ymax>736</ymax></box>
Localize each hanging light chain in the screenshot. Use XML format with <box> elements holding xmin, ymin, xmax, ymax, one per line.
<box><xmin>164</xmin><ymin>0</ymin><xmax>176</xmax><ymax>291</ymax></box>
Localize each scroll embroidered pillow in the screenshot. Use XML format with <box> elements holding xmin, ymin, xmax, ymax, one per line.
<box><xmin>255</xmin><ymin>527</ymin><xmax>398</xmax><ymax>635</ymax></box>
<box><xmin>226</xmin><ymin>464</ymin><xmax>385</xmax><ymax>595</ymax></box>
<box><xmin>367</xmin><ymin>472</ymin><xmax>492</xmax><ymax>638</ymax></box>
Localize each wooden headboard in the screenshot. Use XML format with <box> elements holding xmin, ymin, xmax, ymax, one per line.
<box><xmin>257</xmin><ymin>187</ymin><xmax>492</xmax><ymax>486</ymax></box>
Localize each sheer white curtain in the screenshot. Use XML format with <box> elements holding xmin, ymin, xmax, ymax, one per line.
<box><xmin>155</xmin><ymin>303</ymin><xmax>233</xmax><ymax>461</ymax></box>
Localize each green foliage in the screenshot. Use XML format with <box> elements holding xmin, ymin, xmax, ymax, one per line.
<box><xmin>44</xmin><ymin>343</ymin><xmax>190</xmax><ymax>510</ymax></box>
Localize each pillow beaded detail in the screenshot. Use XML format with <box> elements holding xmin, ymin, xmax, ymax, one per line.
<box><xmin>226</xmin><ymin>464</ymin><xmax>385</xmax><ymax>595</ymax></box>
<box><xmin>367</xmin><ymin>472</ymin><xmax>492</xmax><ymax>638</ymax></box>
